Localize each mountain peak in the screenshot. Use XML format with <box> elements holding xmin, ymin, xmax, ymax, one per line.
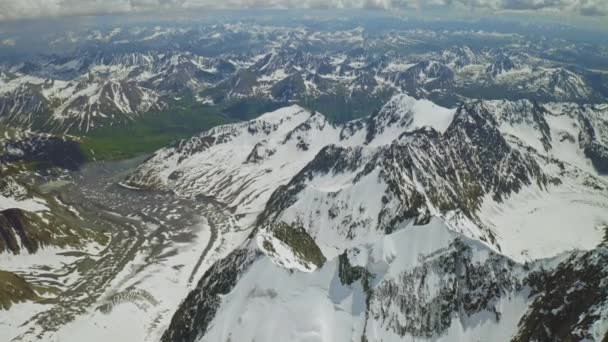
<box><xmin>255</xmin><ymin>104</ymin><xmax>309</xmax><ymax>123</ymax></box>
<box><xmin>379</xmin><ymin>93</ymin><xmax>456</xmax><ymax>134</ymax></box>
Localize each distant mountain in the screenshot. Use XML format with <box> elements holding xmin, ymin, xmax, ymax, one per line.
<box><xmin>0</xmin><ymin>52</ymin><xmax>231</xmax><ymax>133</ymax></box>
<box><xmin>1</xmin><ymin>24</ymin><xmax>607</xmax><ymax>134</ymax></box>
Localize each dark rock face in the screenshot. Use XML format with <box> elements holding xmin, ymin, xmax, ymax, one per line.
<box><xmin>0</xmin><ymin>208</ymin><xmax>49</xmax><ymax>254</ymax></box>
<box><xmin>387</xmin><ymin>61</ymin><xmax>455</xmax><ymax>97</ymax></box>
<box><xmin>175</xmin><ymin>136</ymin><xmax>217</xmax><ymax>163</ymax></box>
<box><xmin>372</xmin><ymin>239</ymin><xmax>521</xmax><ymax>338</ymax></box>
<box><xmin>584</xmin><ymin>142</ymin><xmax>608</xmax><ymax>174</ymax></box>
<box><xmin>515</xmin><ymin>249</ymin><xmax>608</xmax><ymax>342</ymax></box>
<box><xmin>438</xmin><ymin>102</ymin><xmax>549</xmax><ymax>203</ymax></box>
<box><xmin>1</xmin><ymin>135</ymin><xmax>85</xmax><ymax>171</ymax></box>
<box><xmin>161</xmin><ymin>248</ymin><xmax>255</xmax><ymax>342</ymax></box>
<box><xmin>0</xmin><ymin>174</ymin><xmax>107</xmax><ymax>255</ymax></box>
<box><xmin>338</xmin><ymin>251</ymin><xmax>370</xmax><ymax>289</ymax></box>
<box><xmin>244</xmin><ymin>140</ymin><xmax>274</xmax><ymax>164</ymax></box>
<box><xmin>472</xmin><ymin>100</ymin><xmax>552</xmax><ymax>151</ymax></box>
<box><xmin>486</xmin><ymin>54</ymin><xmax>516</xmax><ymax>77</ymax></box>
<box><xmin>367</xmin><ymin>241</ymin><xmax>608</xmax><ymax>341</ymax></box>
<box><xmin>0</xmin><ymin>204</ymin><xmax>103</xmax><ymax>255</ymax></box>
<box><xmin>228</xmin><ymin>69</ymin><xmax>259</xmax><ymax>96</ymax></box>
<box><xmin>271</xmin><ymin>74</ymin><xmax>306</xmax><ymax>102</ymax></box>
<box><xmin>0</xmin><ymin>86</ymin><xmax>50</xmax><ymax>128</ymax></box>
<box><xmin>211</xmin><ymin>58</ymin><xmax>236</xmax><ymax>75</ymax></box>
<box><xmin>258</xmin><ymin>100</ymin><xmax>551</xmax><ymax>238</ymax></box>
<box><xmin>578</xmin><ymin>113</ymin><xmax>608</xmax><ymax>174</ymax></box>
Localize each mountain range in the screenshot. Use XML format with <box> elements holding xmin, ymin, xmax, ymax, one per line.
<box><xmin>1</xmin><ymin>22</ymin><xmax>607</xmax><ymax>134</ymax></box>
<box><xmin>1</xmin><ymin>15</ymin><xmax>608</xmax><ymax>342</ymax></box>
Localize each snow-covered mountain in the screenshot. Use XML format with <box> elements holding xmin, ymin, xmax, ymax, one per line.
<box><xmin>163</xmin><ymin>219</ymin><xmax>608</xmax><ymax>342</ymax></box>
<box><xmin>126</xmin><ymin>94</ymin><xmax>608</xmax><ymax>341</ymax></box>
<box><xmin>2</xmin><ymin>17</ymin><xmax>608</xmax><ymax>341</ymax></box>
<box><xmin>2</xmin><ymin>21</ymin><xmax>607</xmax><ymax>134</ymax></box>
<box><xmin>0</xmin><ymin>52</ymin><xmax>230</xmax><ymax>133</ymax></box>
<box><xmin>129</xmin><ymin>95</ymin><xmax>608</xmax><ymax>259</ymax></box>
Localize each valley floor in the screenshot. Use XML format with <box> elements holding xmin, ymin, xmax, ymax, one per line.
<box><xmin>0</xmin><ymin>156</ymin><xmax>251</xmax><ymax>342</ymax></box>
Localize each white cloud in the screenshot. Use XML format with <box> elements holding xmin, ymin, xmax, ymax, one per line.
<box><xmin>0</xmin><ymin>0</ymin><xmax>605</xmax><ymax>21</ymax></box>
<box><xmin>1</xmin><ymin>38</ymin><xmax>16</xmax><ymax>47</ymax></box>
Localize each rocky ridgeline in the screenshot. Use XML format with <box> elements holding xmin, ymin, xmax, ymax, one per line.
<box><xmin>134</xmin><ymin>94</ymin><xmax>608</xmax><ymax>341</ymax></box>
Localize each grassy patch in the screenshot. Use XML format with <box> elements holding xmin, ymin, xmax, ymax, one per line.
<box><xmin>79</xmin><ymin>95</ymin><xmax>294</xmax><ymax>161</ymax></box>
<box><xmin>0</xmin><ymin>270</ymin><xmax>40</xmax><ymax>310</ymax></box>
<box><xmin>80</xmin><ymin>97</ymin><xmax>232</xmax><ymax>161</ymax></box>
<box><xmin>272</xmin><ymin>222</ymin><xmax>326</xmax><ymax>268</ymax></box>
<box><xmin>220</xmin><ymin>97</ymin><xmax>285</xmax><ymax>121</ymax></box>
<box><xmin>1</xmin><ymin>161</ymin><xmax>43</xmax><ymax>175</ymax></box>
<box><xmin>73</xmin><ymin>88</ymin><xmax>393</xmax><ymax>161</ymax></box>
<box><xmin>72</xmin><ymin>90</ymin><xmax>388</xmax><ymax>161</ymax></box>
<box><xmin>301</xmin><ymin>89</ymin><xmax>393</xmax><ymax>123</ymax></box>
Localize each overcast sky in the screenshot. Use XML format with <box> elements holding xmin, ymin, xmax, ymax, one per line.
<box><xmin>0</xmin><ymin>0</ymin><xmax>606</xmax><ymax>22</ymax></box>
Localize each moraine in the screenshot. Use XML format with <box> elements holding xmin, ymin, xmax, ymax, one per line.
<box><xmin>1</xmin><ymin>156</ymin><xmax>244</xmax><ymax>342</ymax></box>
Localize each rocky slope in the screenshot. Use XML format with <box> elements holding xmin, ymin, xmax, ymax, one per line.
<box><xmin>0</xmin><ymin>270</ymin><xmax>40</xmax><ymax>310</ymax></box>
<box><xmin>161</xmin><ymin>219</ymin><xmax>608</xmax><ymax>342</ymax></box>
<box><xmin>0</xmin><ymin>129</ymin><xmax>108</xmax><ymax>256</ymax></box>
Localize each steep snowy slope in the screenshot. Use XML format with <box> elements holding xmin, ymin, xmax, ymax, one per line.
<box><xmin>162</xmin><ymin>219</ymin><xmax>608</xmax><ymax>342</ymax></box>
<box><xmin>127</xmin><ymin>105</ymin><xmax>340</xmax><ymax>215</ymax></box>
<box><xmin>132</xmin><ymin>94</ymin><xmax>608</xmax><ymax>262</ymax></box>
<box><xmin>468</xmin><ymin>100</ymin><xmax>608</xmax><ymax>176</ymax></box>
<box><xmin>257</xmin><ymin>99</ymin><xmax>560</xmax><ymax>258</ymax></box>
<box><xmin>126</xmin><ymin>95</ymin><xmax>456</xmax><ymax>216</ymax></box>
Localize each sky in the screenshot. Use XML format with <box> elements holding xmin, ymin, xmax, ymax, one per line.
<box><xmin>0</xmin><ymin>0</ymin><xmax>606</xmax><ymax>22</ymax></box>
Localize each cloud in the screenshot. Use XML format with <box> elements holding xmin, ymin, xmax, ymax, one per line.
<box><xmin>1</xmin><ymin>38</ymin><xmax>16</xmax><ymax>47</ymax></box>
<box><xmin>0</xmin><ymin>0</ymin><xmax>606</xmax><ymax>21</ymax></box>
